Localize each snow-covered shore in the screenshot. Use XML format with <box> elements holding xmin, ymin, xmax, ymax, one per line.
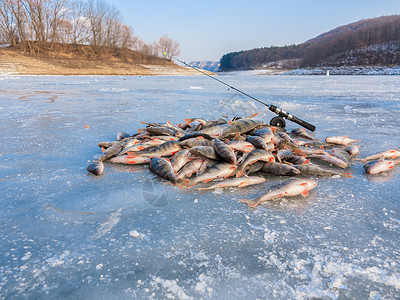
<box><xmin>283</xmin><ymin>65</ymin><xmax>400</xmax><ymax>75</ymax></box>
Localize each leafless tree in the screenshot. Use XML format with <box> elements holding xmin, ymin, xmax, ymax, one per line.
<box><xmin>65</xmin><ymin>0</ymin><xmax>88</xmax><ymax>44</ymax></box>
<box><xmin>158</xmin><ymin>35</ymin><xmax>180</xmax><ymax>59</ymax></box>
<box><xmin>0</xmin><ymin>0</ymin><xmax>182</xmax><ymax>60</ymax></box>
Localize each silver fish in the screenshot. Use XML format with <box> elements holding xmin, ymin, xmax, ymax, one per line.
<box><xmin>344</xmin><ymin>145</ymin><xmax>360</xmax><ymax>156</ymax></box>
<box><xmin>197</xmin><ymin>176</ymin><xmax>266</xmax><ymax>190</ymax></box>
<box><xmin>177</xmin><ymin>158</ymin><xmax>204</xmax><ymax>178</ymax></box>
<box><xmin>100</xmin><ymin>138</ymin><xmax>127</xmax><ymax>161</ymax></box>
<box><xmin>364</xmin><ymin>159</ymin><xmax>400</xmax><ymax>175</ymax></box>
<box><xmin>309</xmin><ymin>153</ymin><xmax>348</xmax><ymax>169</ymax></box>
<box><xmin>359</xmin><ymin>149</ymin><xmax>400</xmax><ymax>161</ymax></box>
<box><xmin>180</xmin><ymin>137</ymin><xmax>213</xmax><ymax>148</ymax></box>
<box><xmin>221</xmin><ymin>119</ymin><xmax>266</xmax><ymax>138</ymax></box>
<box><xmin>139</xmin><ymin>141</ymin><xmax>181</xmax><ymax>157</ymax></box>
<box><xmin>213</xmin><ymin>138</ymin><xmax>236</xmax><ymax>164</ymax></box>
<box><xmin>87</xmin><ymin>161</ymin><xmax>104</xmax><ymax>175</ymax></box>
<box><xmin>235</xmin><ymin>149</ymin><xmax>275</xmax><ymax>177</ymax></box>
<box><xmin>260</xmin><ymin>162</ymin><xmax>301</xmax><ymax>176</ymax></box>
<box><xmin>294</xmin><ymin>164</ymin><xmax>352</xmax><ymax>177</ymax></box>
<box><xmin>246</xmin><ymin>135</ymin><xmax>269</xmax><ymax>150</ymax></box>
<box><xmin>228</xmin><ymin>141</ymin><xmax>255</xmax><ymax>153</ymax></box>
<box><xmin>109</xmin><ymin>155</ymin><xmax>150</xmax><ymax>165</ymax></box>
<box><xmin>149</xmin><ymin>157</ymin><xmax>189</xmax><ymax>187</ymax></box>
<box><xmin>325</xmin><ymin>136</ymin><xmax>361</xmax><ymax>145</ymax></box>
<box><xmin>188</xmin><ymin>163</ymin><xmax>237</xmax><ymax>187</ymax></box>
<box><xmin>291</xmin><ymin>128</ymin><xmax>319</xmax><ymax>140</ymax></box>
<box><xmin>189</xmin><ymin>146</ymin><xmax>221</xmax><ymax>160</ymax></box>
<box><xmin>239</xmin><ymin>179</ymin><xmax>317</xmax><ymax>207</ymax></box>
<box><xmin>170</xmin><ymin>149</ymin><xmax>191</xmax><ymax>172</ymax></box>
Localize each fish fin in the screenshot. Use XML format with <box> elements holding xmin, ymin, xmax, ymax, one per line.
<box><xmin>101</xmin><ymin>147</ymin><xmax>105</xmax><ymax>153</ymax></box>
<box><xmin>236</xmin><ymin>170</ymin><xmax>244</xmax><ymax>178</ymax></box>
<box><xmin>269</xmin><ymin>157</ymin><xmax>275</xmax><ymax>162</ymax></box>
<box><xmin>302</xmin><ymin>159</ymin><xmax>311</xmax><ymax>165</ymax></box>
<box><xmin>228</xmin><ymin>120</ymin><xmax>232</xmax><ymax>125</ymax></box>
<box><xmin>344</xmin><ymin>136</ymin><xmax>349</xmax><ymax>139</ymax></box>
<box><xmin>199</xmin><ymin>120</ymin><xmax>207</xmax><ymax>126</ymax></box>
<box><xmin>246</xmin><ymin>112</ymin><xmax>261</xmax><ymax>119</ymax></box>
<box><xmin>184</xmin><ymin>118</ymin><xmax>192</xmax><ymax>123</ymax></box>
<box><xmin>127</xmin><ymin>160</ymin><xmax>136</xmax><ymax>164</ymax></box>
<box><xmin>186</xmin><ymin>182</ymin><xmax>196</xmax><ymax>188</ymax></box>
<box><xmin>233</xmin><ymin>132</ymin><xmax>241</xmax><ymax>140</ymax></box>
<box><xmin>342</xmin><ymin>172</ymin><xmax>353</xmax><ymax>178</ymax></box>
<box><xmin>239</xmin><ymin>199</ymin><xmax>259</xmax><ymax>207</ymax></box>
<box><xmin>238</xmin><ymin>181</ymin><xmax>248</xmax><ymax>188</ymax></box>
<box><xmin>138</xmin><ymin>146</ymin><xmax>145</xmax><ymax>150</ymax></box>
<box><xmin>204</xmin><ymin>178</ymin><xmax>214</xmax><ymax>183</ymax></box>
<box><xmin>301</xmin><ymin>189</ymin><xmax>309</xmax><ymax>197</ymax></box>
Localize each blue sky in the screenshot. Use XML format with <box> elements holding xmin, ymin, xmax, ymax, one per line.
<box><xmin>111</xmin><ymin>0</ymin><xmax>400</xmax><ymax>62</ymax></box>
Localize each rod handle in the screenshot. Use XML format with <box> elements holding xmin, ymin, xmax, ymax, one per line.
<box><xmin>289</xmin><ymin>115</ymin><xmax>316</xmax><ymax>132</ymax></box>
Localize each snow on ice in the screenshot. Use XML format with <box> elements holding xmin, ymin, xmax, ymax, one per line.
<box><xmin>0</xmin><ymin>74</ymin><xmax>400</xmax><ymax>299</ymax></box>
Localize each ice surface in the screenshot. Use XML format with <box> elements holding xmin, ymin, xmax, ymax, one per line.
<box><xmin>1</xmin><ymin>75</ymin><xmax>400</xmax><ymax>299</ymax></box>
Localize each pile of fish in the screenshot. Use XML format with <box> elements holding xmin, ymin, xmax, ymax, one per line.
<box><xmin>87</xmin><ymin>114</ymin><xmax>400</xmax><ymax>207</ymax></box>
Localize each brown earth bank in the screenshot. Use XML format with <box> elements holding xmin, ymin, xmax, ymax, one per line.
<box><xmin>0</xmin><ymin>43</ymin><xmax>207</xmax><ymax>76</ymax></box>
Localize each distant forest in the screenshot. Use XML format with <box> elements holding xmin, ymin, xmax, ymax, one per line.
<box><xmin>220</xmin><ymin>15</ymin><xmax>400</xmax><ymax>71</ymax></box>
<box><xmin>0</xmin><ymin>0</ymin><xmax>180</xmax><ymax>59</ymax></box>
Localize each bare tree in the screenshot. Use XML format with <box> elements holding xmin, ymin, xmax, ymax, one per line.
<box><xmin>65</xmin><ymin>0</ymin><xmax>89</xmax><ymax>44</ymax></box>
<box><xmin>86</xmin><ymin>0</ymin><xmax>107</xmax><ymax>47</ymax></box>
<box><xmin>119</xmin><ymin>23</ymin><xmax>134</xmax><ymax>49</ymax></box>
<box><xmin>158</xmin><ymin>35</ymin><xmax>180</xmax><ymax>59</ymax></box>
<box><xmin>48</xmin><ymin>0</ymin><xmax>67</xmax><ymax>48</ymax></box>
<box><xmin>0</xmin><ymin>0</ymin><xmax>19</xmax><ymax>45</ymax></box>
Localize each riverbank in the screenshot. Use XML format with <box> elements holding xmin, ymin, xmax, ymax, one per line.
<box><xmin>0</xmin><ymin>47</ymin><xmax>206</xmax><ymax>76</ymax></box>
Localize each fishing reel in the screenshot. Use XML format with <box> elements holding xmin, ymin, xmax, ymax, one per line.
<box><xmin>269</xmin><ymin>116</ymin><xmax>286</xmax><ymax>128</ymax></box>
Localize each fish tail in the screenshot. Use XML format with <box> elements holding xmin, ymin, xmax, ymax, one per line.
<box><xmin>175</xmin><ymin>178</ymin><xmax>190</xmax><ymax>189</ymax></box>
<box><xmin>239</xmin><ymin>198</ymin><xmax>259</xmax><ymax>207</ymax></box>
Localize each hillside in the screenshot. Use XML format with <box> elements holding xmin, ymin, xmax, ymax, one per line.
<box><xmin>188</xmin><ymin>61</ymin><xmax>220</xmax><ymax>72</ymax></box>
<box><xmin>0</xmin><ymin>43</ymin><xmax>204</xmax><ymax>76</ymax></box>
<box><xmin>220</xmin><ymin>15</ymin><xmax>400</xmax><ymax>71</ymax></box>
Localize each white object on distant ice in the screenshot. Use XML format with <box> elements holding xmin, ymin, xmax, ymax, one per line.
<box><xmin>190</xmin><ymin>86</ymin><xmax>203</xmax><ymax>89</ymax></box>
<box><xmin>129</xmin><ymin>230</ymin><xmax>140</xmax><ymax>238</ymax></box>
<box><xmin>195</xmin><ymin>274</ymin><xmax>214</xmax><ymax>297</ymax></box>
<box><xmin>96</xmin><ymin>263</ymin><xmax>103</xmax><ymax>270</ymax></box>
<box><xmin>369</xmin><ymin>291</ymin><xmax>383</xmax><ymax>300</ymax></box>
<box><xmin>153</xmin><ymin>277</ymin><xmax>193</xmax><ymax>300</ymax></box>
<box><xmin>46</xmin><ymin>257</ymin><xmax>65</xmax><ymax>267</ymax></box>
<box><xmin>21</xmin><ymin>252</ymin><xmax>32</xmax><ymax>261</ymax></box>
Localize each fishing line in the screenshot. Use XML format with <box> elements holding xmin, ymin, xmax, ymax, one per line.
<box><xmin>167</xmin><ymin>54</ymin><xmax>316</xmax><ymax>132</ymax></box>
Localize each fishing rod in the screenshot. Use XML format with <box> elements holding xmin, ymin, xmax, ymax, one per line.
<box><xmin>168</xmin><ymin>54</ymin><xmax>316</xmax><ymax>132</ymax></box>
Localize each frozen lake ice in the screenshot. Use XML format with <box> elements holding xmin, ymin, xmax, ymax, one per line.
<box><xmin>1</xmin><ymin>74</ymin><xmax>400</xmax><ymax>299</ymax></box>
